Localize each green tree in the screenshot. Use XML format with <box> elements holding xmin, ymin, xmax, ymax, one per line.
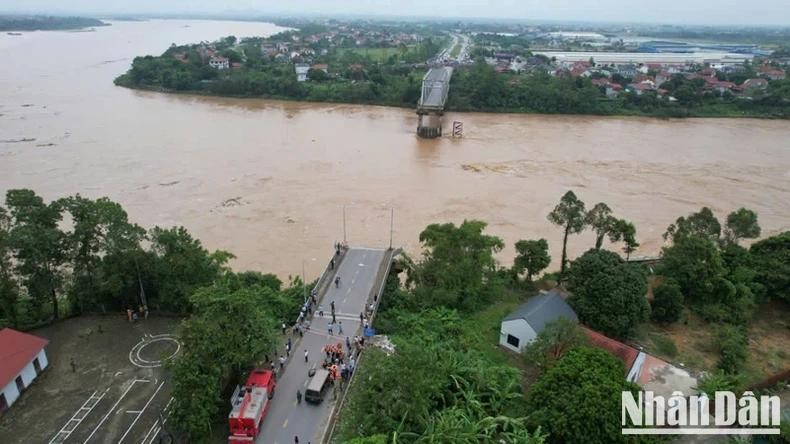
<box><xmin>547</xmin><ymin>191</ymin><xmax>586</xmax><ymax>280</ymax></box>
<box><xmin>750</xmin><ymin>231</ymin><xmax>790</xmax><ymax>303</ymax></box>
<box><xmin>59</xmin><ymin>195</ymin><xmax>145</xmax><ymax>313</ymax></box>
<box><xmin>0</xmin><ymin>206</ymin><xmax>20</xmax><ymax>328</ymax></box>
<box><xmin>611</xmin><ymin>219</ymin><xmax>639</xmax><ymax>260</ymax></box>
<box><xmin>524</xmin><ymin>318</ymin><xmax>587</xmax><ymax>370</ymax></box>
<box><xmin>724</xmin><ymin>208</ymin><xmax>760</xmax><ymax>244</ymax></box>
<box><xmin>660</xmin><ymin>235</ymin><xmax>726</xmax><ymax>304</ymax></box>
<box><xmin>149</xmin><ymin>226</ymin><xmax>233</xmax><ymax>312</ymax></box>
<box><xmin>650</xmin><ymin>279</ymin><xmax>684</xmax><ymax>323</ymax></box>
<box><xmin>526</xmin><ymin>347</ymin><xmax>641</xmax><ymax>444</ymax></box>
<box><xmin>307</xmin><ymin>67</ymin><xmax>329</xmax><ymax>81</ymax></box>
<box><xmin>169</xmin><ymin>283</ymin><xmax>278</xmax><ymax>440</ymax></box>
<box><xmin>567</xmin><ymin>249</ymin><xmax>649</xmax><ymax>338</ymax></box>
<box><xmin>715</xmin><ymin>325</ymin><xmax>748</xmax><ymax>374</ymax></box>
<box><xmin>408</xmin><ymin>220</ymin><xmax>504</xmax><ymax>310</ymax></box>
<box><xmin>513</xmin><ymin>239</ymin><xmax>551</xmax><ymax>282</ymax></box>
<box><xmin>585</xmin><ymin>202</ymin><xmax>617</xmax><ymax>250</ymax></box>
<box><xmin>664</xmin><ymin>207</ymin><xmax>721</xmax><ymax>244</ymax></box>
<box><xmin>5</xmin><ymin>189</ymin><xmax>66</xmax><ymax>320</ymax></box>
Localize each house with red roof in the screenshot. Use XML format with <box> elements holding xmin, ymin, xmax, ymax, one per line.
<box><xmin>581</xmin><ymin>327</ymin><xmax>697</xmax><ymax>397</ymax></box>
<box><xmin>759</xmin><ymin>65</ymin><xmax>786</xmax><ymax>81</ymax></box>
<box><xmin>0</xmin><ymin>328</ymin><xmax>49</xmax><ymax>411</ymax></box>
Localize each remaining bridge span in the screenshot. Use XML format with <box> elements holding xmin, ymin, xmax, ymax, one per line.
<box><xmin>416</xmin><ymin>67</ymin><xmax>453</xmax><ymax>138</ymax></box>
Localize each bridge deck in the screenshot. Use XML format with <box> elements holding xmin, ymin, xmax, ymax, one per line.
<box><xmin>418</xmin><ymin>67</ymin><xmax>453</xmax><ymax>110</ymax></box>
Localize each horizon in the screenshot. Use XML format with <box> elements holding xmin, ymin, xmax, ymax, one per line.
<box><xmin>2</xmin><ymin>0</ymin><xmax>790</xmax><ymax>27</ymax></box>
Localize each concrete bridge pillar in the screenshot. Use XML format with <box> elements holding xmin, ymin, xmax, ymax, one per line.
<box><xmin>417</xmin><ymin>112</ymin><xmax>442</xmax><ymax>139</ymax></box>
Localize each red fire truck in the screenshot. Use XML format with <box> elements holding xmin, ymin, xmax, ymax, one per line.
<box><xmin>228</xmin><ymin>368</ymin><xmax>276</xmax><ymax>443</ymax></box>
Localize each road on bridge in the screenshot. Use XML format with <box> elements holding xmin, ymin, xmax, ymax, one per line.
<box><xmin>257</xmin><ymin>247</ymin><xmax>388</xmax><ymax>444</ymax></box>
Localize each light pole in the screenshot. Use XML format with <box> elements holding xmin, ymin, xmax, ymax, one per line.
<box><xmin>302</xmin><ymin>259</ymin><xmax>307</xmax><ymax>302</ymax></box>
<box><xmin>389</xmin><ymin>207</ymin><xmax>394</xmax><ymax>250</ymax></box>
<box><xmin>343</xmin><ymin>205</ymin><xmax>347</xmax><ymax>244</ymax></box>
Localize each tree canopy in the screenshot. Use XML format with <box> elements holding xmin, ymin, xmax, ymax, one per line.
<box><xmin>566</xmin><ymin>249</ymin><xmax>649</xmax><ymax>338</ymax></box>
<box><xmin>513</xmin><ymin>238</ymin><xmax>551</xmax><ymax>283</ymax></box>
<box><xmin>547</xmin><ymin>191</ymin><xmax>586</xmax><ymax>278</ymax></box>
<box><xmin>526</xmin><ymin>347</ymin><xmax>641</xmax><ymax>444</ymax></box>
<box><xmin>407</xmin><ymin>220</ymin><xmax>504</xmax><ymax>310</ymax></box>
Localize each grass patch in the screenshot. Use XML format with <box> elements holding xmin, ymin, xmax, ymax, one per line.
<box><xmin>336</xmin><ymin>47</ymin><xmax>403</xmax><ymax>62</ymax></box>
<box><xmin>650</xmin><ymin>333</ymin><xmax>678</xmax><ymax>358</ymax></box>
<box><xmin>449</xmin><ymin>43</ymin><xmax>461</xmax><ymax>58</ymax></box>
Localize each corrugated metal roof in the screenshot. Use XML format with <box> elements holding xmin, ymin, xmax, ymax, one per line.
<box><xmin>503</xmin><ymin>290</ymin><xmax>577</xmax><ymax>333</ymax></box>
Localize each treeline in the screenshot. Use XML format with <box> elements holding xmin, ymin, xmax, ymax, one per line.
<box><xmin>114</xmin><ymin>35</ymin><xmax>435</xmax><ymax>108</ymax></box>
<box><xmin>115</xmin><ymin>34</ymin><xmax>790</xmax><ymax>119</ymax></box>
<box><xmin>335</xmin><ymin>192</ymin><xmax>789</xmax><ymax>443</ymax></box>
<box><xmin>0</xmin><ymin>189</ymin><xmax>304</xmax><ymax>328</ymax></box>
<box><xmin>0</xmin><ymin>15</ymin><xmax>106</xmax><ymax>31</ymax></box>
<box><xmin>448</xmin><ymin>60</ymin><xmax>790</xmax><ymax>118</ymax></box>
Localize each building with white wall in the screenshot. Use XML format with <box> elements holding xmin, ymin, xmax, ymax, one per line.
<box><xmin>0</xmin><ymin>328</ymin><xmax>49</xmax><ymax>412</ymax></box>
<box><xmin>499</xmin><ymin>290</ymin><xmax>577</xmax><ymax>352</ymax></box>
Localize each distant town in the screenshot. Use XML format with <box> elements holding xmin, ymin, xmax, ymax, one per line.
<box><xmin>112</xmin><ymin>17</ymin><xmax>789</xmax><ymax>118</ymax></box>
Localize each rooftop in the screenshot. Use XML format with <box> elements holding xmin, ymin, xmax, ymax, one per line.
<box><xmin>503</xmin><ymin>290</ymin><xmax>578</xmax><ymax>334</ymax></box>
<box><xmin>0</xmin><ymin>328</ymin><xmax>49</xmax><ymax>388</ymax></box>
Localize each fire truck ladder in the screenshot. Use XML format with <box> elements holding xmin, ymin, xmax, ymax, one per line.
<box><xmin>48</xmin><ymin>388</ymin><xmax>108</xmax><ymax>444</ymax></box>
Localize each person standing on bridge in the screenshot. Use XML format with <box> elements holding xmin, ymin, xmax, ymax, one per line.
<box><xmin>304</xmin><ymin>349</ymin><xmax>309</xmax><ymax>363</ymax></box>
<box><xmin>337</xmin><ymin>321</ymin><xmax>343</xmax><ymax>334</ymax></box>
<box><xmin>335</xmin><ymin>276</ymin><xmax>341</xmax><ymax>288</ymax></box>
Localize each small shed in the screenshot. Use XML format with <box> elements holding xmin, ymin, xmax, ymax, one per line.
<box><xmin>0</xmin><ymin>328</ymin><xmax>49</xmax><ymax>412</ymax></box>
<box><xmin>499</xmin><ymin>290</ymin><xmax>577</xmax><ymax>352</ymax></box>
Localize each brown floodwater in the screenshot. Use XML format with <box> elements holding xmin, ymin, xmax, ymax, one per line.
<box><xmin>2</xmin><ymin>20</ymin><xmax>790</xmax><ymax>279</ymax></box>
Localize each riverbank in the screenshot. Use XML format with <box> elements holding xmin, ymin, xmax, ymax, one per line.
<box><xmin>114</xmin><ymin>79</ymin><xmax>790</xmax><ymax>120</ymax></box>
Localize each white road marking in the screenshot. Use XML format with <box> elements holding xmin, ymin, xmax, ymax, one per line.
<box><xmin>126</xmin><ymin>410</ymin><xmax>141</xmax><ymax>414</ymax></box>
<box><xmin>49</xmin><ymin>388</ymin><xmax>109</xmax><ymax>444</ymax></box>
<box><xmin>282</xmin><ymin>419</ymin><xmax>289</xmax><ymax>428</ymax></box>
<box><xmin>118</xmin><ymin>380</ymin><xmax>166</xmax><ymax>443</ymax></box>
<box><xmin>83</xmin><ymin>379</ymin><xmax>145</xmax><ymax>443</ymax></box>
<box><xmin>141</xmin><ymin>396</ymin><xmax>173</xmax><ymax>444</ymax></box>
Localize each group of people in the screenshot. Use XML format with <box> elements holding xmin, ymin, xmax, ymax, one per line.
<box><xmin>321</xmin><ymin>341</ymin><xmax>357</xmax><ymax>382</ymax></box>
<box><xmin>125</xmin><ymin>305</ymin><xmax>148</xmax><ymax>323</ymax></box>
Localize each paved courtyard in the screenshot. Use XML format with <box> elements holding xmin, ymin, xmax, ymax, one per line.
<box><xmin>0</xmin><ymin>315</ymin><xmax>180</xmax><ymax>444</ymax></box>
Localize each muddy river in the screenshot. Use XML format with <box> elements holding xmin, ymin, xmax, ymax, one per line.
<box><xmin>2</xmin><ymin>20</ymin><xmax>789</xmax><ymax>278</ymax></box>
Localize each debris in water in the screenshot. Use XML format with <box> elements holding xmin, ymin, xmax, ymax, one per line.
<box><xmin>0</xmin><ymin>138</ymin><xmax>36</xmax><ymax>143</ymax></box>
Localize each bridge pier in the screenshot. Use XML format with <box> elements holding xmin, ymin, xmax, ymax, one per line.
<box><xmin>417</xmin><ymin>112</ymin><xmax>442</xmax><ymax>139</ymax></box>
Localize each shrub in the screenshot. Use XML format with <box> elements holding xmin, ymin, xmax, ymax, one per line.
<box><xmin>697</xmin><ymin>370</ymin><xmax>744</xmax><ymax>396</ymax></box>
<box><xmin>651</xmin><ymin>280</ymin><xmax>684</xmax><ymax>323</ymax></box>
<box><xmin>715</xmin><ymin>325</ymin><xmax>749</xmax><ymax>374</ymax></box>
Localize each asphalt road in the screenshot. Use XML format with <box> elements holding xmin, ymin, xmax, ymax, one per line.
<box><xmin>257</xmin><ymin>247</ymin><xmax>387</xmax><ymax>444</ymax></box>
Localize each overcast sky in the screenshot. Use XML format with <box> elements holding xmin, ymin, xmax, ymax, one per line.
<box><xmin>4</xmin><ymin>0</ymin><xmax>790</xmax><ymax>26</ymax></box>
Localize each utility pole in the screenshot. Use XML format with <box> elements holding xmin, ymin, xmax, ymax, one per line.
<box><xmin>343</xmin><ymin>205</ymin><xmax>347</xmax><ymax>244</ymax></box>
<box><xmin>302</xmin><ymin>260</ymin><xmax>307</xmax><ymax>302</ymax></box>
<box><xmin>389</xmin><ymin>207</ymin><xmax>394</xmax><ymax>250</ymax></box>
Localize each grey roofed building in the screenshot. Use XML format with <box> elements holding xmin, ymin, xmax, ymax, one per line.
<box><xmin>499</xmin><ymin>289</ymin><xmax>577</xmax><ymax>352</ymax></box>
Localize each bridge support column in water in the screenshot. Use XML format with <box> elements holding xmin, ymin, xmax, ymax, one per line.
<box><xmin>417</xmin><ymin>112</ymin><xmax>442</xmax><ymax>138</ymax></box>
